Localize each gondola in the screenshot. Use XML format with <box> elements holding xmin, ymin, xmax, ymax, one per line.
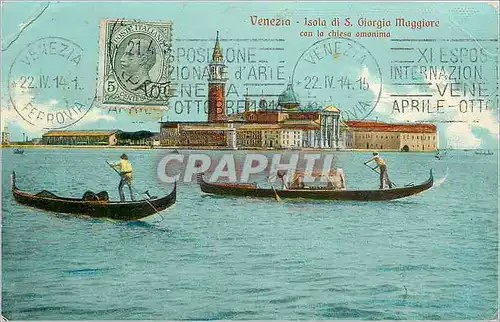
<box><xmin>197</xmin><ymin>170</ymin><xmax>433</xmax><ymax>201</ymax></box>
<box><xmin>11</xmin><ymin>172</ymin><xmax>176</xmax><ymax>221</ymax></box>
<box><xmin>475</xmin><ymin>150</ymin><xmax>494</xmax><ymax>156</ymax></box>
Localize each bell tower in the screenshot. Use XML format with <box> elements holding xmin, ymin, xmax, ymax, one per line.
<box><xmin>208</xmin><ymin>31</ymin><xmax>227</xmax><ymax>123</ymax></box>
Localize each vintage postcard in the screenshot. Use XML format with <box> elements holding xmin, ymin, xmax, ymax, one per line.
<box><xmin>1</xmin><ymin>1</ymin><xmax>498</xmax><ymax>320</ymax></box>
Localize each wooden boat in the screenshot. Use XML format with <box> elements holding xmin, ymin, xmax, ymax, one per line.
<box><xmin>197</xmin><ymin>170</ymin><xmax>434</xmax><ymax>201</ymax></box>
<box><xmin>475</xmin><ymin>150</ymin><xmax>494</xmax><ymax>155</ymax></box>
<box><xmin>11</xmin><ymin>172</ymin><xmax>176</xmax><ymax>221</ymax></box>
<box><xmin>13</xmin><ymin>148</ymin><xmax>24</xmax><ymax>154</ymax></box>
<box><xmin>435</xmin><ymin>149</ymin><xmax>448</xmax><ymax>160</ymax></box>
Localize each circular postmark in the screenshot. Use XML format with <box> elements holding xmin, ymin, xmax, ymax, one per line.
<box><xmin>8</xmin><ymin>37</ymin><xmax>95</xmax><ymax>129</ymax></box>
<box><xmin>292</xmin><ymin>37</ymin><xmax>382</xmax><ymax>121</ymax></box>
<box><xmin>102</xmin><ymin>19</ymin><xmax>173</xmax><ymax>106</ymax></box>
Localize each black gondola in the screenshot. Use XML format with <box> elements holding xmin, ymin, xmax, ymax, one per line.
<box><xmin>198</xmin><ymin>170</ymin><xmax>434</xmax><ymax>201</ymax></box>
<box><xmin>475</xmin><ymin>150</ymin><xmax>494</xmax><ymax>155</ymax></box>
<box><xmin>11</xmin><ymin>172</ymin><xmax>176</xmax><ymax>221</ymax></box>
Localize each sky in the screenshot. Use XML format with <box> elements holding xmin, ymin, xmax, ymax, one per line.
<box><xmin>1</xmin><ymin>1</ymin><xmax>499</xmax><ymax>149</ymax></box>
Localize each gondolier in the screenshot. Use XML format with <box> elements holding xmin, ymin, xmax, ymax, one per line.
<box><xmin>364</xmin><ymin>152</ymin><xmax>393</xmax><ymax>189</ymax></box>
<box><xmin>111</xmin><ymin>154</ymin><xmax>135</xmax><ymax>201</ymax></box>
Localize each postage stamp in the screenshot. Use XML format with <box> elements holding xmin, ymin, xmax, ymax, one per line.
<box><xmin>97</xmin><ymin>19</ymin><xmax>173</xmax><ymax>107</ymax></box>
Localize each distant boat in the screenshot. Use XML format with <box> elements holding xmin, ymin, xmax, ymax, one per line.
<box><xmin>435</xmin><ymin>149</ymin><xmax>447</xmax><ymax>160</ymax></box>
<box><xmin>475</xmin><ymin>150</ymin><xmax>494</xmax><ymax>156</ymax></box>
<box><xmin>13</xmin><ymin>148</ymin><xmax>24</xmax><ymax>155</ymax></box>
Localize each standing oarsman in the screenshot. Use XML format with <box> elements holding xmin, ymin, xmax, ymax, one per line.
<box><xmin>364</xmin><ymin>152</ymin><xmax>393</xmax><ymax>189</ymax></box>
<box><xmin>111</xmin><ymin>153</ymin><xmax>135</xmax><ymax>201</ymax></box>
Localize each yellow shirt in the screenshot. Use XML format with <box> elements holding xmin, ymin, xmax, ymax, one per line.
<box><xmin>114</xmin><ymin>160</ymin><xmax>133</xmax><ymax>180</ymax></box>
<box><xmin>375</xmin><ymin>156</ymin><xmax>385</xmax><ymax>166</ymax></box>
<box><xmin>369</xmin><ymin>156</ymin><xmax>385</xmax><ymax>166</ymax></box>
<box><xmin>119</xmin><ymin>159</ymin><xmax>133</xmax><ymax>173</ymax></box>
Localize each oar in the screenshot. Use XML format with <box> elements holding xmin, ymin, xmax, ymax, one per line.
<box><xmin>106</xmin><ymin>160</ymin><xmax>121</xmax><ymax>176</ymax></box>
<box><xmin>267</xmin><ymin>175</ymin><xmax>281</xmax><ymax>201</ymax></box>
<box><xmin>363</xmin><ymin>163</ymin><xmax>397</xmax><ymax>188</ymax></box>
<box><xmin>270</xmin><ymin>183</ymin><xmax>281</xmax><ymax>201</ymax></box>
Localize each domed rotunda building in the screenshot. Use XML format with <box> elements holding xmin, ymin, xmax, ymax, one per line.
<box><xmin>277</xmin><ymin>83</ymin><xmax>300</xmax><ymax>110</ymax></box>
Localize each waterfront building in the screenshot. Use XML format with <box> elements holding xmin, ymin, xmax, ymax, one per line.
<box><xmin>235</xmin><ymin>125</ymin><xmax>263</xmax><ymax>148</ymax></box>
<box><xmin>227</xmin><ymin>102</ymin><xmax>342</xmax><ymax>149</ymax></box>
<box><xmin>116</xmin><ymin>131</ymin><xmax>159</xmax><ymax>146</ymax></box>
<box><xmin>262</xmin><ymin>128</ymin><xmax>303</xmax><ymax>149</ymax></box>
<box><xmin>159</xmin><ymin>122</ymin><xmax>236</xmax><ymax>149</ymax></box>
<box><xmin>41</xmin><ymin>130</ymin><xmax>119</xmax><ymax>145</ymax></box>
<box><xmin>2</xmin><ymin>126</ymin><xmax>9</xmax><ymax>145</ymax></box>
<box><xmin>344</xmin><ymin>120</ymin><xmax>437</xmax><ymax>151</ymax></box>
<box><xmin>235</xmin><ymin>124</ymin><xmax>305</xmax><ymax>149</ymax></box>
<box><xmin>262</xmin><ymin>127</ymin><xmax>280</xmax><ymax>148</ymax></box>
<box><xmin>300</xmin><ymin>105</ymin><xmax>342</xmax><ymax>149</ymax></box>
<box><xmin>207</xmin><ymin>31</ymin><xmax>227</xmax><ymax>123</ymax></box>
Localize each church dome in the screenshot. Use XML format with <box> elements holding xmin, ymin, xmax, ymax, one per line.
<box><xmin>278</xmin><ymin>83</ymin><xmax>300</xmax><ymax>109</ymax></box>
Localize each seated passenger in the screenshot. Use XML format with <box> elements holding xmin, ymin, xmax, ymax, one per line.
<box><xmin>326</xmin><ymin>168</ymin><xmax>346</xmax><ymax>190</ymax></box>
<box><xmin>288</xmin><ymin>172</ymin><xmax>305</xmax><ymax>189</ymax></box>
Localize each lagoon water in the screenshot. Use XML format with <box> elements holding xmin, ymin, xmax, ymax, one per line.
<box><xmin>1</xmin><ymin>148</ymin><xmax>498</xmax><ymax>320</ymax></box>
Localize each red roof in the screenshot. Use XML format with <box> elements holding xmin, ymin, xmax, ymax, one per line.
<box><xmin>345</xmin><ymin>120</ymin><xmax>436</xmax><ymax>133</ymax></box>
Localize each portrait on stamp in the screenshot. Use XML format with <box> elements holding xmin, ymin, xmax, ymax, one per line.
<box><xmin>118</xmin><ymin>36</ymin><xmax>157</xmax><ymax>92</ymax></box>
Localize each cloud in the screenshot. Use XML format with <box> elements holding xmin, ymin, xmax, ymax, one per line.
<box><xmin>2</xmin><ymin>86</ymin><xmax>116</xmax><ymax>139</ymax></box>
<box><xmin>445</xmin><ymin>122</ymin><xmax>482</xmax><ymax>149</ymax></box>
<box><xmin>365</xmin><ymin>66</ymin><xmax>498</xmax><ymax>149</ymax></box>
<box><xmin>79</xmin><ymin>107</ymin><xmax>116</xmax><ymax>124</ymax></box>
<box><xmin>2</xmin><ymin>103</ymin><xmax>117</xmax><ymax>140</ymax></box>
<box><xmin>1</xmin><ymin>105</ymin><xmax>46</xmax><ymax>140</ymax></box>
